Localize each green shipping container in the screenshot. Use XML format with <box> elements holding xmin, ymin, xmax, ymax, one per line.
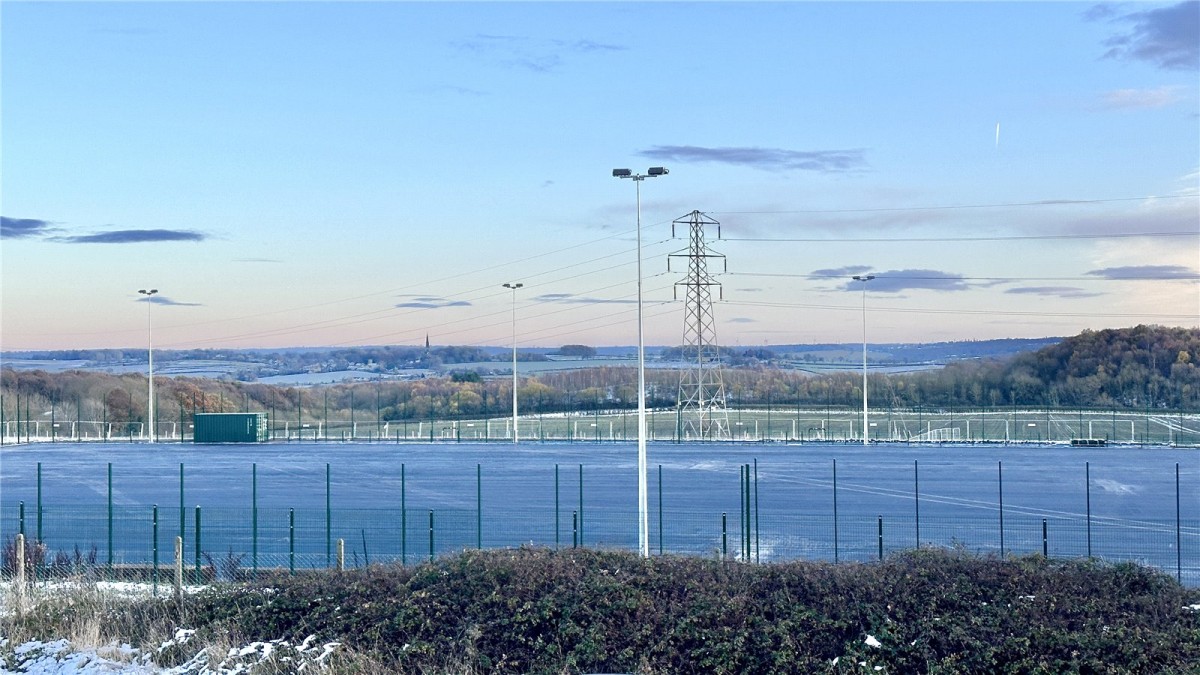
<box><xmin>193</xmin><ymin>412</ymin><xmax>269</xmax><ymax>443</ymax></box>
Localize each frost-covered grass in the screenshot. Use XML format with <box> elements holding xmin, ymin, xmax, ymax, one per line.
<box><xmin>4</xmin><ymin>548</ymin><xmax>1199</xmax><ymax>673</ymax></box>
<box><xmin>0</xmin><ymin>580</ymin><xmax>365</xmax><ymax>673</ymax></box>
<box><xmin>2</xmin><ymin>632</ymin><xmax>350</xmax><ymax>674</ymax></box>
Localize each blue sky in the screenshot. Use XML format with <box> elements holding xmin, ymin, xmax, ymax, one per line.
<box><xmin>2</xmin><ymin>1</ymin><xmax>1197</xmax><ymax>351</ymax></box>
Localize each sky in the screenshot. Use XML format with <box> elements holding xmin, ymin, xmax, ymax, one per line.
<box><xmin>2</xmin><ymin>1</ymin><xmax>1198</xmax><ymax>352</ymax></box>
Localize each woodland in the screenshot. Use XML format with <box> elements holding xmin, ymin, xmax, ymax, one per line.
<box><xmin>2</xmin><ymin>326</ymin><xmax>1197</xmax><ymax>428</ymax></box>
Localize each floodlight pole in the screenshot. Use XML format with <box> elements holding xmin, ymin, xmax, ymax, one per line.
<box><xmin>852</xmin><ymin>275</ymin><xmax>874</xmax><ymax>446</ymax></box>
<box><xmin>503</xmin><ymin>282</ymin><xmax>523</xmax><ymax>443</ymax></box>
<box><xmin>138</xmin><ymin>289</ymin><xmax>159</xmax><ymax>443</ymax></box>
<box><xmin>613</xmin><ymin>166</ymin><xmax>668</xmax><ymax>557</ymax></box>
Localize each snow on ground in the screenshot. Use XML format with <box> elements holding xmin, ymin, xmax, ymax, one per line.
<box><xmin>2</xmin><ymin>582</ymin><xmax>339</xmax><ymax>673</ymax></box>
<box><xmin>1</xmin><ymin>581</ymin><xmax>209</xmax><ymax>618</ymax></box>
<box><xmin>1</xmin><ymin>634</ymin><xmax>342</xmax><ymax>674</ymax></box>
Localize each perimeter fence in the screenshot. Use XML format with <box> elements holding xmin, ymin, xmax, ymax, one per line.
<box><xmin>3</xmin><ymin>461</ymin><xmax>1195</xmax><ymax>588</ymax></box>
<box><xmin>3</xmin><ymin>407</ymin><xmax>1198</xmax><ymax>446</ymax></box>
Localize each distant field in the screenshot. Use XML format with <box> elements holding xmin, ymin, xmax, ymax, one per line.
<box><xmin>1</xmin><ymin>336</ymin><xmax>1061</xmax><ymax>383</ymax></box>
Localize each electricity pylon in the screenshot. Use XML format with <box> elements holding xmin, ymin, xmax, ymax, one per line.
<box><xmin>669</xmin><ymin>210</ymin><xmax>730</xmax><ymax>440</ymax></box>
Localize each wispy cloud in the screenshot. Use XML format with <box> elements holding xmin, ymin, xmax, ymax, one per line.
<box><xmin>1005</xmin><ymin>286</ymin><xmax>1105</xmax><ymax>299</ymax></box>
<box><xmin>727</xmin><ymin>317</ymin><xmax>757</xmax><ymax>324</ymax></box>
<box><xmin>455</xmin><ymin>34</ymin><xmax>626</xmax><ymax>73</ymax></box>
<box><xmin>639</xmin><ymin>145</ymin><xmax>868</xmax><ymax>173</ymax></box>
<box><xmin>810</xmin><ymin>265</ymin><xmax>873</xmax><ymax>278</ymax></box>
<box><xmin>1085</xmin><ymin>264</ymin><xmax>1200</xmax><ymax>279</ymax></box>
<box><xmin>1095</xmin><ymin>1</ymin><xmax>1199</xmax><ymax>71</ymax></box>
<box><xmin>985</xmin><ymin>194</ymin><xmax>1197</xmax><ymax>238</ymax></box>
<box><xmin>533</xmin><ymin>292</ymin><xmax>636</xmax><ymax>305</ymax></box>
<box><xmin>137</xmin><ymin>295</ymin><xmax>202</xmax><ymax>307</ymax></box>
<box><xmin>1</xmin><ymin>216</ymin><xmax>55</xmax><ymax>239</ymax></box>
<box><xmin>1098</xmin><ymin>86</ymin><xmax>1185</xmax><ymax>110</ymax></box>
<box><xmin>395</xmin><ymin>296</ymin><xmax>473</xmax><ymax>309</ymax></box>
<box><xmin>836</xmin><ymin>269</ymin><xmax>970</xmax><ymax>293</ymax></box>
<box><xmin>58</xmin><ymin>229</ymin><xmax>205</xmax><ymax>244</ymax></box>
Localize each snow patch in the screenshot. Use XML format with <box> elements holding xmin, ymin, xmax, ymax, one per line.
<box><xmin>2</xmin><ymin>634</ymin><xmax>341</xmax><ymax>674</ymax></box>
<box><xmin>1093</xmin><ymin>478</ymin><xmax>1139</xmax><ymax>495</ymax></box>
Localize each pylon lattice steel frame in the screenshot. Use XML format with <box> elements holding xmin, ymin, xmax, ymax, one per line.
<box><xmin>669</xmin><ymin>210</ymin><xmax>730</xmax><ymax>440</ymax></box>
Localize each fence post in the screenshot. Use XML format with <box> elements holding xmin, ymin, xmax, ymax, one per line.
<box><xmin>401</xmin><ymin>463</ymin><xmax>407</xmax><ymax>565</ymax></box>
<box><xmin>15</xmin><ymin>533</ymin><xmax>25</xmax><ymax>616</ymax></box>
<box><xmin>476</xmin><ymin>464</ymin><xmax>482</xmax><ymax>550</ymax></box>
<box><xmin>428</xmin><ymin>510</ymin><xmax>434</xmax><ymax>562</ymax></box>
<box><xmin>1086</xmin><ymin>462</ymin><xmax>1092</xmax><ymax>558</ymax></box>
<box><xmin>716</xmin><ymin>512</ymin><xmax>725</xmax><ymax>560</ymax></box>
<box><xmin>833</xmin><ymin>459</ymin><xmax>839</xmax><ymax>563</ymax></box>
<box><xmin>325</xmin><ymin>463</ymin><xmax>332</xmax><ymax>567</ymax></box>
<box><xmin>572</xmin><ymin>511</ymin><xmax>578</xmax><ymax>549</ymax></box>
<box><xmin>658</xmin><ymin>464</ymin><xmax>663</xmax><ymax>556</ymax></box>
<box><xmin>179</xmin><ymin>464</ymin><xmax>185</xmax><ymax>559</ymax></box>
<box><xmin>174</xmin><ymin>536</ymin><xmax>183</xmax><ymax>604</ymax></box>
<box><xmin>37</xmin><ymin>462</ymin><xmax>42</xmax><ymax>544</ymax></box>
<box><xmin>194</xmin><ymin>506</ymin><xmax>202</xmax><ymax>584</ymax></box>
<box><xmin>877</xmin><ymin>515</ymin><xmax>884</xmax><ymax>560</ymax></box>
<box><xmin>288</xmin><ymin>509</ymin><xmax>295</xmax><ymax>574</ymax></box>
<box><xmin>152</xmin><ymin>505</ymin><xmax>159</xmax><ymax>597</ymax></box>
<box><xmin>1042</xmin><ymin>518</ymin><xmax>1048</xmax><ymax>557</ymax></box>
<box><xmin>252</xmin><ymin>463</ymin><xmax>258</xmax><ymax>578</ymax></box>
<box><xmin>914</xmin><ymin>460</ymin><xmax>920</xmax><ymax>548</ymax></box>
<box><xmin>753</xmin><ymin>458</ymin><xmax>760</xmax><ymax>564</ymax></box>
<box><xmin>337</xmin><ymin>538</ymin><xmax>345</xmax><ymax>571</ymax></box>
<box><xmin>998</xmin><ymin>461</ymin><xmax>1005</xmax><ymax>556</ymax></box>
<box><xmin>107</xmin><ymin>463</ymin><xmax>113</xmax><ymax>574</ymax></box>
<box><xmin>554</xmin><ymin>464</ymin><xmax>559</xmax><ymax>551</ymax></box>
<box><xmin>19</xmin><ymin>501</ymin><xmax>24</xmax><ymax>536</ymax></box>
<box><xmin>736</xmin><ymin>463</ymin><xmax>743</xmax><ymax>560</ymax></box>
<box><xmin>739</xmin><ymin>461</ymin><xmax>748</xmax><ymax>557</ymax></box>
<box><xmin>578</xmin><ymin>464</ymin><xmax>583</xmax><ymax>547</ymax></box>
<box><xmin>1177</xmin><ymin>463</ymin><xmax>1183</xmax><ymax>584</ymax></box>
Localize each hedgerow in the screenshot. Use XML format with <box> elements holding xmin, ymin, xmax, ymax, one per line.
<box><xmin>169</xmin><ymin>547</ymin><xmax>1199</xmax><ymax>674</ymax></box>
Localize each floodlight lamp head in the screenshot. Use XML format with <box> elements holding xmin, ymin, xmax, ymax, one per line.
<box><xmin>852</xmin><ymin>275</ymin><xmax>875</xmax><ymax>282</ymax></box>
<box><xmin>138</xmin><ymin>289</ymin><xmax>158</xmax><ymax>296</ymax></box>
<box><xmin>612</xmin><ymin>168</ymin><xmax>632</xmax><ymax>178</ymax></box>
<box><xmin>647</xmin><ymin>167</ymin><xmax>668</xmax><ymax>176</ymax></box>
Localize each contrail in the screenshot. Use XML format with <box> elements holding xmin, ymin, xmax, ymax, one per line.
<box><xmin>995</xmin><ymin>122</ymin><xmax>1000</xmax><ymax>148</ymax></box>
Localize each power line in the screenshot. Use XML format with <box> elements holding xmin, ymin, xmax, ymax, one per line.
<box><xmin>152</xmin><ymin>239</ymin><xmax>677</xmax><ymax>348</ymax></box>
<box><xmin>722</xmin><ymin>299</ymin><xmax>1197</xmax><ymax>321</ymax></box>
<box><xmin>726</xmin><ymin>272</ymin><xmax>1200</xmax><ymax>282</ymax></box>
<box><xmin>710</xmin><ymin>194</ymin><xmax>1198</xmax><ymax>216</ymax></box>
<box><xmin>722</xmin><ymin>231</ymin><xmax>1198</xmax><ymax>244</ymax></box>
<box><xmin>146</xmin><ymin>223</ymin><xmax>672</xmax><ymax>337</ymax></box>
<box><xmin>326</xmin><ymin>276</ymin><xmax>678</xmax><ymax>349</ymax></box>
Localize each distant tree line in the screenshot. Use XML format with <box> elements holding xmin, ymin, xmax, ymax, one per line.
<box><xmin>1</xmin><ymin>326</ymin><xmax>1196</xmax><ymax>432</ymax></box>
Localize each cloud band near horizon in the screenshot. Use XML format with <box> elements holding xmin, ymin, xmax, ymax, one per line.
<box><xmin>639</xmin><ymin>145</ymin><xmax>867</xmax><ymax>173</ymax></box>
